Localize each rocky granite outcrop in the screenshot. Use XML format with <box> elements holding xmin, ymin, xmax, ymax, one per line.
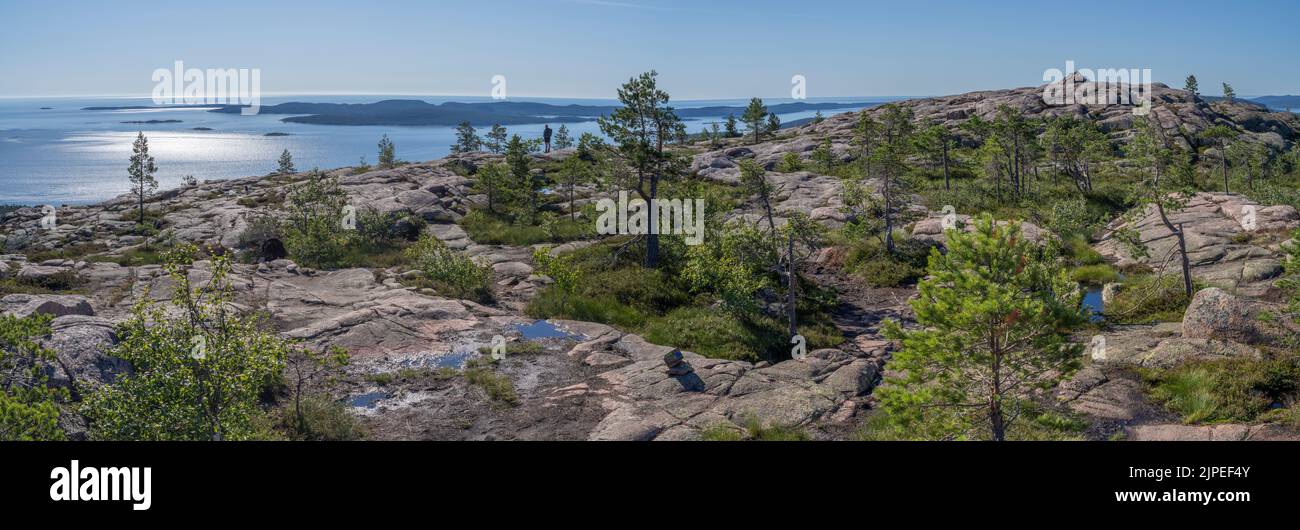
<box><xmin>785</xmin><ymin>74</ymin><xmax>1300</xmax><ymax>151</ymax></box>
<box><xmin>1096</xmin><ymin>193</ymin><xmax>1298</xmax><ymax>297</ymax></box>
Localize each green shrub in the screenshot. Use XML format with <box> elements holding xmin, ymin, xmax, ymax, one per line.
<box><xmin>840</xmin><ymin>235</ymin><xmax>930</xmax><ymax>287</ymax></box>
<box><xmin>643</xmin><ymin>307</ymin><xmax>764</xmax><ymax>361</ymax></box>
<box><xmin>0</xmin><ymin>312</ymin><xmax>67</xmax><ymax>440</ymax></box>
<box><xmin>464</xmin><ymin>360</ymin><xmax>518</xmax><ymax>406</ymax></box>
<box><xmin>17</xmin><ymin>269</ymin><xmax>83</xmax><ymax>292</ymax></box>
<box><xmin>1145</xmin><ymin>356</ymin><xmax>1300</xmax><ymax>424</ymax></box>
<box><xmin>1070</xmin><ymin>263</ymin><xmax>1120</xmax><ymax>285</ymax></box>
<box><xmin>1063</xmin><ymin>236</ymin><xmax>1105</xmax><ymax>266</ymax></box>
<box><xmin>477</xmin><ymin>341</ymin><xmax>544</xmax><ymax>356</ymax></box>
<box><xmin>1106</xmin><ymin>274</ymin><xmax>1195</xmax><ymax>324</ymax></box>
<box><xmin>281</xmin><ymin>170</ymin><xmax>353</xmax><ymax>268</ymax></box>
<box><xmin>81</xmin><ymin>245</ymin><xmax>290</xmax><ymax>441</ymax></box>
<box><xmin>25</xmin><ymin>242</ymin><xmax>108</xmax><ymax>263</ymax></box>
<box><xmin>701</xmin><ymin>414</ymin><xmax>810</xmax><ymax>441</ymax></box>
<box><xmin>1149</xmin><ymin>367</ymin><xmax>1219</xmax><ymax>423</ymax></box>
<box><xmin>775</xmin><ymin>152</ymin><xmax>804</xmax><ymax>172</ymax></box>
<box><xmin>276</xmin><ymin>394</ymin><xmax>365</xmax><ymax>441</ymax></box>
<box><xmin>459</xmin><ymin>209</ymin><xmax>589</xmax><ymax>246</ymax></box>
<box><xmin>404</xmin><ymin>234</ymin><xmax>493</xmax><ymax>302</ymax></box>
<box><xmin>236</xmin><ymin>211</ymin><xmax>283</xmax><ymax>251</ymax></box>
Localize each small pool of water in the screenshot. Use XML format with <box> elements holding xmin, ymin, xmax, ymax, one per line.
<box><xmin>515</xmin><ymin>320</ymin><xmax>582</xmax><ymax>341</ymax></box>
<box><xmin>1082</xmin><ymin>285</ymin><xmax>1104</xmax><ymax>322</ymax></box>
<box><xmin>349</xmin><ymin>391</ymin><xmax>388</xmax><ymax>409</ymax></box>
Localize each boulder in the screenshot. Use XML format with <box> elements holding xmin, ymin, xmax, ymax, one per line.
<box><xmin>41</xmin><ymin>315</ymin><xmax>130</xmax><ymax>390</ymax></box>
<box><xmin>1</xmin><ymin>294</ymin><xmax>94</xmax><ymax>318</ymax></box>
<box><xmin>1182</xmin><ymin>287</ymin><xmax>1291</xmax><ymax>346</ymax></box>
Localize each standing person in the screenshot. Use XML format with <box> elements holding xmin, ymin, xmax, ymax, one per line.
<box><xmin>543</xmin><ymin>124</ymin><xmax>553</xmax><ymax>153</ymax></box>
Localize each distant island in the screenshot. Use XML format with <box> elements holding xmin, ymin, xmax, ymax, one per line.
<box><xmin>1250</xmin><ymin>95</ymin><xmax>1300</xmax><ymax>111</ymax></box>
<box><xmin>120</xmin><ymin>119</ymin><xmax>182</xmax><ymax>124</ymax></box>
<box><xmin>205</xmin><ymin>99</ymin><xmax>877</xmax><ymax>126</ymax></box>
<box><xmin>264</xmin><ymin>132</ymin><xmax>290</xmax><ymax>136</ymax></box>
<box><xmin>81</xmin><ymin>99</ymin><xmax>876</xmax><ymax>127</ymax></box>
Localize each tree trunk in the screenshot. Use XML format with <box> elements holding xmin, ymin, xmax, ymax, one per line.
<box><xmin>941</xmin><ymin>141</ymin><xmax>950</xmax><ymax>191</ymax></box>
<box><xmin>1157</xmin><ymin>204</ymin><xmax>1194</xmax><ymax>298</ymax></box>
<box><xmin>295</xmin><ymin>375</ymin><xmax>305</xmax><ymax>435</ymax></box>
<box><xmin>990</xmin><ymin>400</ymin><xmax>1005</xmax><ymax>441</ymax></box>
<box><xmin>1221</xmin><ymin>146</ymin><xmax>1230</xmax><ymax>194</ymax></box>
<box><xmin>1177</xmin><ymin>223</ymin><xmax>1193</xmax><ymax>298</ymax></box>
<box><xmin>786</xmin><ymin>235</ymin><xmax>797</xmax><ymax>338</ymax></box>
<box><xmin>884</xmin><ymin>170</ymin><xmax>895</xmax><ymax>253</ymax></box>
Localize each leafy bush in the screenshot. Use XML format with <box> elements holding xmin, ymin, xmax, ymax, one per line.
<box><xmin>82</xmin><ymin>245</ymin><xmax>290</xmax><ymax>440</ymax></box>
<box><xmin>404</xmin><ymin>234</ymin><xmax>492</xmax><ymax>302</ymax></box>
<box><xmin>236</xmin><ymin>211</ymin><xmax>283</xmax><ymax>251</ymax></box>
<box><xmin>1041</xmin><ymin>197</ymin><xmax>1101</xmax><ymax>240</ymax></box>
<box><xmin>281</xmin><ymin>170</ymin><xmax>353</xmax><ymax>268</ymax></box>
<box><xmin>839</xmin><ymin>235</ymin><xmax>930</xmax><ymax>287</ymax></box>
<box><xmin>681</xmin><ymin>221</ymin><xmax>774</xmax><ymax>315</ymax></box>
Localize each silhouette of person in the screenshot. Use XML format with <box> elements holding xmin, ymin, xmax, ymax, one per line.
<box><xmin>543</xmin><ymin>124</ymin><xmax>553</xmax><ymax>153</ymax></box>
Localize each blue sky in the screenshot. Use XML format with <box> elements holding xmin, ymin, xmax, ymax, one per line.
<box><xmin>1</xmin><ymin>0</ymin><xmax>1297</xmax><ymax>99</ymax></box>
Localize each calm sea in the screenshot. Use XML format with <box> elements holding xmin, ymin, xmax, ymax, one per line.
<box><xmin>0</xmin><ymin>95</ymin><xmax>885</xmax><ymax>205</ymax></box>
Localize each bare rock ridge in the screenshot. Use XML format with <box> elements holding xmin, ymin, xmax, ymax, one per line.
<box><xmin>3</xmin><ymin>80</ymin><xmax>1299</xmax><ymax>440</ymax></box>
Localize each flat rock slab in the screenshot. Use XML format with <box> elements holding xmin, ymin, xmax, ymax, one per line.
<box><xmin>1126</xmin><ymin>424</ymin><xmax>1300</xmax><ymax>441</ymax></box>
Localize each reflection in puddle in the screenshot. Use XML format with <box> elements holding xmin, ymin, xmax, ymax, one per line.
<box><xmin>1082</xmin><ymin>285</ymin><xmax>1104</xmax><ymax>322</ymax></box>
<box><xmin>515</xmin><ymin>320</ymin><xmax>582</xmax><ymax>341</ymax></box>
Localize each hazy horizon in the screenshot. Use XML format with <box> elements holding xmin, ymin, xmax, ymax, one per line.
<box><xmin>3</xmin><ymin>0</ymin><xmax>1298</xmax><ymax>99</ymax></box>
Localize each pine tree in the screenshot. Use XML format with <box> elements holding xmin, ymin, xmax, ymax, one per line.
<box><xmin>1222</xmin><ymin>82</ymin><xmax>1236</xmax><ymax>102</ymax></box>
<box><xmin>484</xmin><ymin>124</ymin><xmax>508</xmax><ymax>153</ymax></box>
<box><xmin>557</xmin><ymin>154</ymin><xmax>590</xmax><ymax>220</ymax></box>
<box><xmin>880</xmin><ymin>216</ymin><xmax>1085</xmax><ymax>441</ymax></box>
<box><xmin>504</xmin><ymin>134</ymin><xmax>542</xmax><ymax>221</ymax></box>
<box><xmin>472</xmin><ymin>162</ymin><xmax>510</xmax><ymax>213</ymax></box>
<box><xmin>0</xmin><ymin>313</ymin><xmax>67</xmax><ymax>440</ymax></box>
<box><xmin>128</xmin><ymin>131</ymin><xmax>158</xmax><ymax>224</ymax></box>
<box><xmin>1201</xmin><ymin>125</ymin><xmax>1238</xmax><ymax>193</ymax></box>
<box><xmin>452</xmin><ymin>121</ymin><xmax>482</xmax><ymax>153</ymax></box>
<box><xmin>725</xmin><ymin>114</ymin><xmax>739</xmax><ymax>138</ymax></box>
<box><xmin>596</xmin><ymin>70</ymin><xmax>684</xmax><ymax>268</ymax></box>
<box><xmin>1184</xmin><ymin>75</ymin><xmax>1199</xmax><ymax>95</ymax></box>
<box><xmin>870</xmin><ymin>103</ymin><xmax>916</xmax><ymax>253</ymax></box>
<box><xmin>741</xmin><ymin>97</ymin><xmax>769</xmax><ymax>143</ymax></box>
<box><xmin>1127</xmin><ymin>115</ymin><xmax>1194</xmax><ymax>297</ymax></box>
<box><xmin>766</xmin><ymin>112</ymin><xmax>781</xmax><ymax>136</ymax></box>
<box><xmin>377</xmin><ymin>134</ymin><xmax>396</xmax><ymax>169</ymax></box>
<box><xmin>915</xmin><ymin>123</ymin><xmax>952</xmax><ymax>190</ymax></box>
<box><xmin>553</xmin><ymin>124</ymin><xmax>573</xmax><ymax>150</ymax></box>
<box><xmin>276</xmin><ymin>149</ymin><xmax>296</xmax><ymax>175</ymax></box>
